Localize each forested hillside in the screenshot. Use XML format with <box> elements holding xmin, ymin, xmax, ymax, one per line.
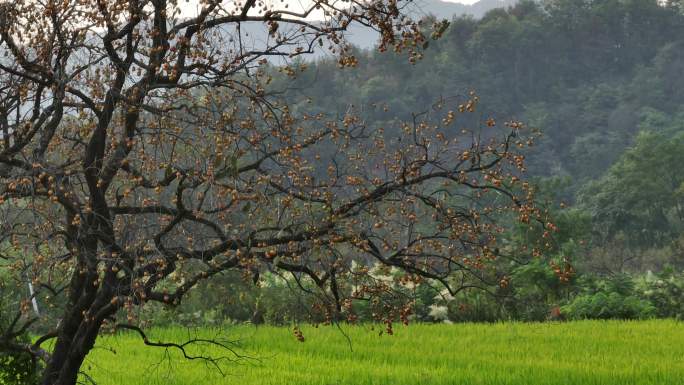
<box><xmin>341</xmin><ymin>0</ymin><xmax>519</xmax><ymax>48</ymax></box>
<box><xmin>270</xmin><ymin>0</ymin><xmax>684</xmax><ymax>269</ymax></box>
<box><xmin>141</xmin><ymin>0</ymin><xmax>684</xmax><ymax>327</ymax></box>
<box><xmin>289</xmin><ymin>0</ymin><xmax>683</xmax><ymax>183</ymax></box>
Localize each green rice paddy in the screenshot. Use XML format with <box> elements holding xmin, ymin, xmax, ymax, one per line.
<box><xmin>84</xmin><ymin>320</ymin><xmax>684</xmax><ymax>385</ymax></box>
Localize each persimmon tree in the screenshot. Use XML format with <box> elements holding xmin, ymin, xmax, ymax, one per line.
<box><xmin>0</xmin><ymin>1</ymin><xmax>547</xmax><ymax>384</ymax></box>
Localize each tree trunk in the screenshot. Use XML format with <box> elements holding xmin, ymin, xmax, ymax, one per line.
<box><xmin>40</xmin><ymin>245</ymin><xmax>118</xmax><ymax>385</ymax></box>
<box><xmin>40</xmin><ymin>320</ymin><xmax>104</xmax><ymax>385</ymax></box>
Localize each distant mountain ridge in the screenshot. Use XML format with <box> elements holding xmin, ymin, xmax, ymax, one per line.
<box><xmin>345</xmin><ymin>0</ymin><xmax>519</xmax><ymax>49</ymax></box>
<box><xmin>415</xmin><ymin>0</ymin><xmax>518</xmax><ymax>19</ymax></box>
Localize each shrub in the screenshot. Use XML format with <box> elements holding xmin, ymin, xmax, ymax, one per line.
<box><xmin>561</xmin><ymin>274</ymin><xmax>656</xmax><ymax>320</ymax></box>
<box><xmin>0</xmin><ymin>347</ymin><xmax>38</xmax><ymax>385</ymax></box>
<box><xmin>1</xmin><ymin>278</ymin><xmax>39</xmax><ymax>385</ymax></box>
<box><xmin>636</xmin><ymin>270</ymin><xmax>684</xmax><ymax>319</ymax></box>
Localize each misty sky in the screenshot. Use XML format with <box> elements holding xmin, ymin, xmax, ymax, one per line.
<box><xmin>176</xmin><ymin>0</ymin><xmax>478</xmax><ymax>19</ymax></box>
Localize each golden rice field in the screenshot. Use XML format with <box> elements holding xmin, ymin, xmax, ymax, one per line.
<box><xmin>84</xmin><ymin>320</ymin><xmax>684</xmax><ymax>385</ymax></box>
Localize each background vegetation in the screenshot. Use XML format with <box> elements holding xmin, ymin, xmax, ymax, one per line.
<box><xmin>124</xmin><ymin>0</ymin><xmax>684</xmax><ymax>326</ymax></box>
<box><xmin>5</xmin><ymin>0</ymin><xmax>684</xmax><ymax>331</ymax></box>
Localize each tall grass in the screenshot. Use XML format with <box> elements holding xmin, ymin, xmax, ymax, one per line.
<box><xmin>84</xmin><ymin>320</ymin><xmax>684</xmax><ymax>385</ymax></box>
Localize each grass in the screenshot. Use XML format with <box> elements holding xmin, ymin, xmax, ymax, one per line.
<box><xmin>84</xmin><ymin>320</ymin><xmax>684</xmax><ymax>385</ymax></box>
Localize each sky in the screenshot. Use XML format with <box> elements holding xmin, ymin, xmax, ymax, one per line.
<box><xmin>176</xmin><ymin>0</ymin><xmax>480</xmax><ymax>19</ymax></box>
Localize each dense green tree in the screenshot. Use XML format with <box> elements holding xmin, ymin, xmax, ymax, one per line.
<box><xmin>580</xmin><ymin>130</ymin><xmax>684</xmax><ymax>251</ymax></box>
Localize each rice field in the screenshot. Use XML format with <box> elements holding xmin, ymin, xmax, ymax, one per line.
<box><xmin>84</xmin><ymin>320</ymin><xmax>684</xmax><ymax>385</ymax></box>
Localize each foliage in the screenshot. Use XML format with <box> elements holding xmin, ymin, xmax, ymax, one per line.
<box><xmin>0</xmin><ymin>335</ymin><xmax>38</xmax><ymax>385</ymax></box>
<box><xmin>636</xmin><ymin>270</ymin><xmax>684</xmax><ymax>319</ymax></box>
<box><xmin>502</xmin><ymin>258</ymin><xmax>575</xmax><ymax>321</ymax></box>
<box><xmin>0</xmin><ymin>352</ymin><xmax>36</xmax><ymax>385</ymax></box>
<box><xmin>283</xmin><ymin>0</ymin><xmax>684</xmax><ymax>190</ymax></box>
<box><xmin>272</xmin><ymin>0</ymin><xmax>684</xmax><ymax>273</ymax></box>
<box><xmin>137</xmin><ymin>260</ymin><xmax>684</xmax><ymax>324</ymax></box>
<box><xmin>561</xmin><ymin>274</ymin><xmax>656</xmax><ymax>320</ymax></box>
<box><xmin>579</xmin><ymin>130</ymin><xmax>684</xmax><ymax>252</ymax></box>
<box><xmin>0</xmin><ymin>275</ymin><xmax>38</xmax><ymax>385</ymax></box>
